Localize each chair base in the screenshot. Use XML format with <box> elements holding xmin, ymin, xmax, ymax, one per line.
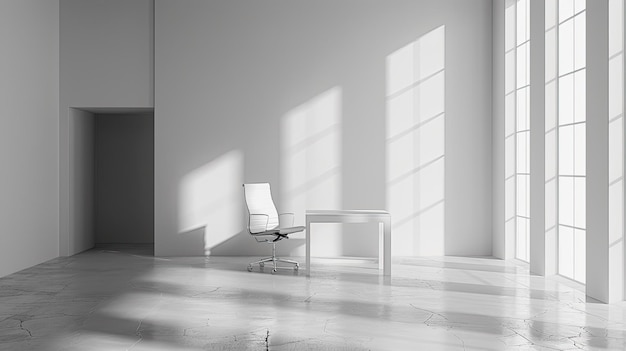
<box><xmin>247</xmin><ymin>242</ymin><xmax>299</xmax><ymax>274</ymax></box>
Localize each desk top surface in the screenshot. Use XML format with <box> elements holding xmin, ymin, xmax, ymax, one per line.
<box><xmin>306</xmin><ymin>209</ymin><xmax>390</xmax><ymax>216</ymax></box>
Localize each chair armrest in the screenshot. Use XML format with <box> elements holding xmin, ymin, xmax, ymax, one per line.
<box><xmin>248</xmin><ymin>213</ymin><xmax>270</xmax><ymax>232</ymax></box>
<box><xmin>278</xmin><ymin>212</ymin><xmax>295</xmax><ymax>228</ymax></box>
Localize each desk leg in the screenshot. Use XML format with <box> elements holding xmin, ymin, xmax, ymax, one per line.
<box><xmin>306</xmin><ymin>219</ymin><xmax>311</xmax><ymax>277</ymax></box>
<box><xmin>383</xmin><ymin>218</ymin><xmax>391</xmax><ymax>276</ymax></box>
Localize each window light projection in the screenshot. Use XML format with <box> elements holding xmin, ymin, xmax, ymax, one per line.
<box><xmin>505</xmin><ymin>0</ymin><xmax>531</xmax><ymax>263</ymax></box>
<box><xmin>386</xmin><ymin>26</ymin><xmax>445</xmax><ymax>256</ymax></box>
<box><xmin>281</xmin><ymin>87</ymin><xmax>342</xmax><ymax>257</ymax></box>
<box><xmin>178</xmin><ymin>150</ymin><xmax>244</xmax><ymax>255</ymax></box>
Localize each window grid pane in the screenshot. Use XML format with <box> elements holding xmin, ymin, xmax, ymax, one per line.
<box><xmin>510</xmin><ymin>0</ymin><xmax>530</xmax><ymax>263</ymax></box>
<box><xmin>556</xmin><ymin>1</ymin><xmax>585</xmax><ymax>284</ymax></box>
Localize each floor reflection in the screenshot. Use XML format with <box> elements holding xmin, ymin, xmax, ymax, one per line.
<box><xmin>0</xmin><ymin>247</ymin><xmax>625</xmax><ymax>350</ymax></box>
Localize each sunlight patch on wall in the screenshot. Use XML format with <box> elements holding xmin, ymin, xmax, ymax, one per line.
<box><xmin>386</xmin><ymin>26</ymin><xmax>445</xmax><ymax>256</ymax></box>
<box><xmin>281</xmin><ymin>87</ymin><xmax>342</xmax><ymax>257</ymax></box>
<box><xmin>178</xmin><ymin>150</ymin><xmax>244</xmax><ymax>255</ymax></box>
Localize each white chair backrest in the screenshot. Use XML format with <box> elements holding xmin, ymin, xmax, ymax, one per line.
<box><xmin>243</xmin><ymin>183</ymin><xmax>280</xmax><ymax>233</ymax></box>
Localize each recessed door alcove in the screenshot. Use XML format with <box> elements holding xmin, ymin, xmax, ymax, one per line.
<box><xmin>68</xmin><ymin>107</ymin><xmax>154</xmax><ymax>254</ymax></box>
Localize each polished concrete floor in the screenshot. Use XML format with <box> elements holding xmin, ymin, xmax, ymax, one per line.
<box><xmin>1</xmin><ymin>246</ymin><xmax>626</xmax><ymax>350</ymax></box>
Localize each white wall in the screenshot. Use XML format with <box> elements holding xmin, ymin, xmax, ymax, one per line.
<box><xmin>69</xmin><ymin>109</ymin><xmax>95</xmax><ymax>254</ymax></box>
<box><xmin>155</xmin><ymin>0</ymin><xmax>493</xmax><ymax>257</ymax></box>
<box><xmin>59</xmin><ymin>0</ymin><xmax>154</xmax><ymax>255</ymax></box>
<box><xmin>0</xmin><ymin>0</ymin><xmax>60</xmax><ymax>277</ymax></box>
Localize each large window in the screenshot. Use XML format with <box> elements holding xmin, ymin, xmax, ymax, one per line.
<box><xmin>546</xmin><ymin>0</ymin><xmax>586</xmax><ymax>284</ymax></box>
<box><xmin>505</xmin><ymin>0</ymin><xmax>530</xmax><ymax>262</ymax></box>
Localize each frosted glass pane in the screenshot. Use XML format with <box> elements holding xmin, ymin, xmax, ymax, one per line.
<box><xmin>574</xmin><ymin>0</ymin><xmax>585</xmax><ymax>14</ymax></box>
<box><xmin>545</xmin><ymin>28</ymin><xmax>558</xmax><ymax>82</ymax></box>
<box><xmin>559</xmin><ymin>125</ymin><xmax>574</xmax><ymax>175</ymax></box>
<box><xmin>506</xmin><ymin>93</ymin><xmax>516</xmax><ymax>137</ymax></box>
<box><xmin>546</xmin><ymin>0</ymin><xmax>558</xmax><ymax>30</ymax></box>
<box><xmin>574</xmin><ymin>229</ymin><xmax>586</xmax><ymax>283</ymax></box>
<box><xmin>560</xmin><ymin>0</ymin><xmax>574</xmax><ymax>23</ymax></box>
<box><xmin>517</xmin><ymin>0</ymin><xmax>528</xmax><ymax>44</ymax></box>
<box><xmin>574</xmin><ymin>124</ymin><xmax>586</xmax><ymax>176</ymax></box>
<box><xmin>574</xmin><ymin>177</ymin><xmax>586</xmax><ymax>229</ymax></box>
<box><xmin>609</xmin><ymin>117</ymin><xmax>623</xmax><ymax>182</ymax></box>
<box><xmin>609</xmin><ymin>0</ymin><xmax>623</xmax><ymax>57</ymax></box>
<box><xmin>516</xmin><ymin>218</ymin><xmax>529</xmax><ymax>261</ymax></box>
<box><xmin>546</xmin><ymin>129</ymin><xmax>557</xmax><ymax>179</ymax></box>
<box><xmin>506</xmin><ymin>177</ymin><xmax>516</xmax><ymax>220</ymax></box>
<box><xmin>545</xmin><ymin>81</ymin><xmax>557</xmax><ymax>130</ymax></box>
<box><xmin>517</xmin><ymin>131</ymin><xmax>530</xmax><ymax>174</ymax></box>
<box><xmin>609</xmin><ymin>56</ymin><xmax>623</xmax><ymax>120</ymax></box>
<box><xmin>559</xmin><ymin>75</ymin><xmax>574</xmax><ymax>125</ymax></box>
<box><xmin>574</xmin><ymin>70</ymin><xmax>586</xmax><ymax>123</ymax></box>
<box><xmin>524</xmin><ymin>0</ymin><xmax>530</xmax><ymax>42</ymax></box>
<box><xmin>506</xmin><ymin>218</ymin><xmax>516</xmax><ymax>246</ymax></box>
<box><xmin>559</xmin><ymin>176</ymin><xmax>574</xmax><ymax>226</ymax></box>
<box><xmin>559</xmin><ymin>225</ymin><xmax>574</xmax><ymax>279</ymax></box>
<box><xmin>609</xmin><ymin>181</ymin><xmax>623</xmax><ymax>243</ymax></box>
<box><xmin>517</xmin><ymin>43</ymin><xmax>528</xmax><ymax>88</ymax></box>
<box><xmin>517</xmin><ymin>175</ymin><xmax>529</xmax><ymax>217</ymax></box>
<box><xmin>517</xmin><ymin>88</ymin><xmax>528</xmax><ymax>131</ymax></box>
<box><xmin>506</xmin><ymin>1</ymin><xmax>516</xmax><ymax>51</ymax></box>
<box><xmin>546</xmin><ymin>178</ymin><xmax>557</xmax><ymax>227</ymax></box>
<box><xmin>505</xmin><ymin>135</ymin><xmax>516</xmax><ymax>178</ymax></box>
<box><xmin>559</xmin><ymin>19</ymin><xmax>574</xmax><ymax>75</ymax></box>
<box><xmin>506</xmin><ymin>51</ymin><xmax>516</xmax><ymax>94</ymax></box>
<box><xmin>574</xmin><ymin>15</ymin><xmax>586</xmax><ymax>71</ymax></box>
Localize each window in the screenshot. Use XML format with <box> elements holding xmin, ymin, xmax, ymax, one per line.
<box><xmin>546</xmin><ymin>0</ymin><xmax>586</xmax><ymax>284</ymax></box>
<box><xmin>505</xmin><ymin>0</ymin><xmax>530</xmax><ymax>262</ymax></box>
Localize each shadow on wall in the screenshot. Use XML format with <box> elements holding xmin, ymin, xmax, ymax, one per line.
<box><xmin>178</xmin><ymin>150</ymin><xmax>244</xmax><ymax>255</ymax></box>
<box><xmin>386</xmin><ymin>25</ymin><xmax>446</xmax><ymax>256</ymax></box>
<box><xmin>280</xmin><ymin>87</ymin><xmax>343</xmax><ymax>257</ymax></box>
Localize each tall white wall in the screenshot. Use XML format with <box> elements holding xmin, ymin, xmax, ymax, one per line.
<box><xmin>0</xmin><ymin>0</ymin><xmax>60</xmax><ymax>277</ymax></box>
<box><xmin>69</xmin><ymin>109</ymin><xmax>95</xmax><ymax>254</ymax></box>
<box><xmin>155</xmin><ymin>0</ymin><xmax>493</xmax><ymax>257</ymax></box>
<box><xmin>59</xmin><ymin>0</ymin><xmax>154</xmax><ymax>255</ymax></box>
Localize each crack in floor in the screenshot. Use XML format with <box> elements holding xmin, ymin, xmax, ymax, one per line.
<box><xmin>18</xmin><ymin>320</ymin><xmax>32</xmax><ymax>337</ymax></box>
<box><xmin>265</xmin><ymin>329</ymin><xmax>270</xmax><ymax>351</ymax></box>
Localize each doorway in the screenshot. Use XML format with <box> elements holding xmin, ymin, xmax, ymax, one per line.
<box><xmin>66</xmin><ymin>107</ymin><xmax>154</xmax><ymax>255</ymax></box>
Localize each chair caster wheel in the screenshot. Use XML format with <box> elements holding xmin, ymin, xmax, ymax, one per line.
<box><xmin>247</xmin><ymin>265</ymin><xmax>253</xmax><ymax>272</ymax></box>
<box><xmin>272</xmin><ymin>269</ymin><xmax>277</xmax><ymax>274</ymax></box>
<box><xmin>294</xmin><ymin>264</ymin><xmax>299</xmax><ymax>271</ymax></box>
<box><xmin>259</xmin><ymin>262</ymin><xmax>264</xmax><ymax>268</ymax></box>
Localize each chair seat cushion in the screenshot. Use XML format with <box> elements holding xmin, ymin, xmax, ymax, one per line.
<box><xmin>251</xmin><ymin>226</ymin><xmax>305</xmax><ymax>236</ymax></box>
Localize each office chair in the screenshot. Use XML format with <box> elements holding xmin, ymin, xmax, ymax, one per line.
<box><xmin>243</xmin><ymin>183</ymin><xmax>303</xmax><ymax>273</ymax></box>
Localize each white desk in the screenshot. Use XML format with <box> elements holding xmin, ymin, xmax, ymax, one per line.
<box><xmin>305</xmin><ymin>210</ymin><xmax>391</xmax><ymax>276</ymax></box>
